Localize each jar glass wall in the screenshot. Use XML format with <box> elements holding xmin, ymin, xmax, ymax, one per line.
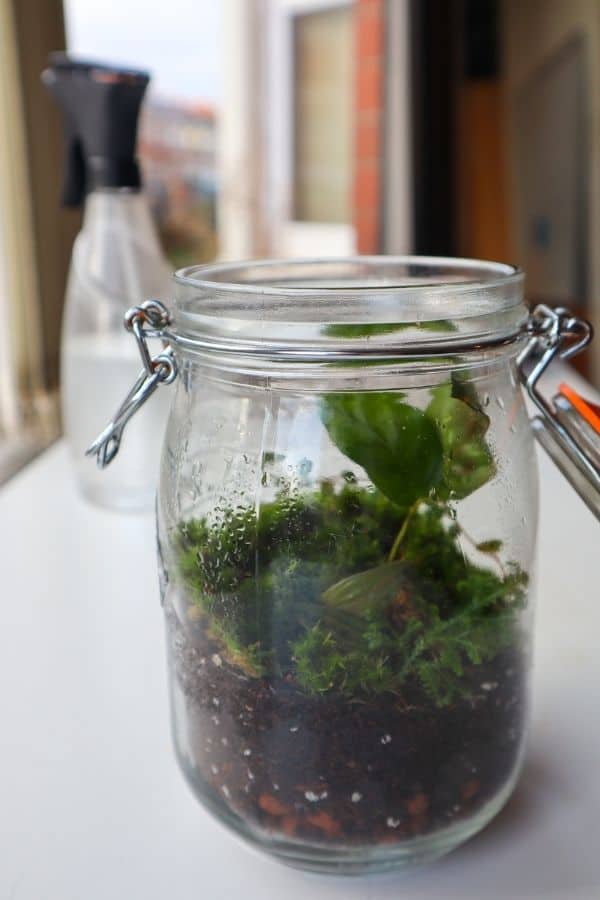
<box><xmin>157</xmin><ymin>258</ymin><xmax>537</xmax><ymax>874</ymax></box>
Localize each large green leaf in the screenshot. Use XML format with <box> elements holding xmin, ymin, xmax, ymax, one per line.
<box><xmin>321</xmin><ymin>392</ymin><xmax>444</xmax><ymax>508</ymax></box>
<box><xmin>425</xmin><ymin>379</ymin><xmax>496</xmax><ymax>499</ymax></box>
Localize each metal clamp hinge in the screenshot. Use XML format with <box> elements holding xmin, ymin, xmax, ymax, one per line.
<box><xmin>86</xmin><ymin>300</ymin><xmax>178</xmax><ymax>468</ymax></box>
<box><xmin>518</xmin><ymin>304</ymin><xmax>599</xmax><ymax>519</ymax></box>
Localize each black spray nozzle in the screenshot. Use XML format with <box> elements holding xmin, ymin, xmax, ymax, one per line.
<box><xmin>42</xmin><ymin>53</ymin><xmax>150</xmax><ymax>207</ymax></box>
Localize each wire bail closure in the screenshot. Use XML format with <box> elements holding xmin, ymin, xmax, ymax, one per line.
<box><xmin>85</xmin><ymin>300</ymin><xmax>178</xmax><ymax>468</ymax></box>
<box><xmin>517</xmin><ymin>304</ymin><xmax>599</xmax><ymax>519</ymax></box>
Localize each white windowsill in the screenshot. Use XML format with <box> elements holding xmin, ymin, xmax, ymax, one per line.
<box><xmin>0</xmin><ymin>364</ymin><xmax>598</xmax><ymax>899</ymax></box>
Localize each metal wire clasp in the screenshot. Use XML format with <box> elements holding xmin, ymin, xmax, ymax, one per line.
<box><xmin>518</xmin><ymin>304</ymin><xmax>599</xmax><ymax>519</ymax></box>
<box><xmin>86</xmin><ymin>300</ymin><xmax>178</xmax><ymax>468</ymax></box>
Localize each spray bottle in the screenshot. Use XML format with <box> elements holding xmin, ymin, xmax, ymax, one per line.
<box><xmin>43</xmin><ymin>54</ymin><xmax>171</xmax><ymax>511</ymax></box>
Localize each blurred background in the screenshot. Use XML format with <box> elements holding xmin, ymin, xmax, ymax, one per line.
<box><xmin>0</xmin><ymin>0</ymin><xmax>598</xmax><ymax>481</ymax></box>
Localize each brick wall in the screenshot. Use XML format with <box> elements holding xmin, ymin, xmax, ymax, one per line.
<box><xmin>354</xmin><ymin>0</ymin><xmax>385</xmax><ymax>253</ymax></box>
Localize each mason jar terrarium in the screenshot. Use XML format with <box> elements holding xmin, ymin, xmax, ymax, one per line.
<box><xmin>89</xmin><ymin>258</ymin><xmax>598</xmax><ymax>874</ymax></box>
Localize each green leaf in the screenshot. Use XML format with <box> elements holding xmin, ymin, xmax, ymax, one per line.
<box><xmin>325</xmin><ymin>320</ymin><xmax>457</xmax><ymax>338</ymax></box>
<box><xmin>476</xmin><ymin>539</ymin><xmax>503</xmax><ymax>553</ymax></box>
<box><xmin>425</xmin><ymin>380</ymin><xmax>496</xmax><ymax>499</ymax></box>
<box><xmin>323</xmin><ymin>559</ymin><xmax>420</xmax><ymax>615</ymax></box>
<box><xmin>320</xmin><ymin>392</ymin><xmax>444</xmax><ymax>507</ymax></box>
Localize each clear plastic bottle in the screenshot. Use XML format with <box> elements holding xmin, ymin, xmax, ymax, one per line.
<box><xmin>61</xmin><ymin>190</ymin><xmax>171</xmax><ymax>510</ymax></box>
<box><xmin>43</xmin><ymin>56</ymin><xmax>172</xmax><ymax>510</ymax></box>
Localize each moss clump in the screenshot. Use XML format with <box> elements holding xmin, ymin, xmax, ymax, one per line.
<box><xmin>176</xmin><ymin>487</ymin><xmax>526</xmax><ymax>707</ymax></box>
<box><xmin>294</xmin><ymin>512</ymin><xmax>527</xmax><ymax>706</ymax></box>
<box><xmin>176</xmin><ymin>482</ymin><xmax>406</xmax><ymax>673</ymax></box>
<box><xmin>175</xmin><ymin>378</ymin><xmax>527</xmax><ymax>707</ymax></box>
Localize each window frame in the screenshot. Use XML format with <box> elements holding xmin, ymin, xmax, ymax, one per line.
<box><xmin>265</xmin><ymin>0</ymin><xmax>355</xmax><ymax>256</ymax></box>
<box><xmin>0</xmin><ymin>0</ymin><xmax>69</xmax><ymax>482</ymax></box>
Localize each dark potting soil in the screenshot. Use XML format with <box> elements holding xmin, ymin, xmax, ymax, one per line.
<box><xmin>166</xmin><ymin>602</ymin><xmax>527</xmax><ymax>846</ymax></box>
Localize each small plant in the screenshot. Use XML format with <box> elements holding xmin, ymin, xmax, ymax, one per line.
<box><xmin>175</xmin><ymin>377</ymin><xmax>527</xmax><ymax>708</ymax></box>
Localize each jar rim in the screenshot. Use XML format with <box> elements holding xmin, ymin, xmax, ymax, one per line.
<box><xmin>174</xmin><ymin>256</ymin><xmax>522</xmax><ymax>297</ymax></box>
<box><xmin>169</xmin><ymin>256</ymin><xmax>527</xmax><ymax>363</ymax></box>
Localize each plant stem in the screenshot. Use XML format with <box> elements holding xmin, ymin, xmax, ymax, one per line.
<box><xmin>388</xmin><ymin>498</ymin><xmax>423</xmax><ymax>562</ymax></box>
<box><xmin>388</xmin><ymin>496</ymin><xmax>505</xmax><ymax>578</ymax></box>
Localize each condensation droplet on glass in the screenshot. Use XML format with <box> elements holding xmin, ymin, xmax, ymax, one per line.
<box><xmin>298</xmin><ymin>457</ymin><xmax>313</xmax><ymax>479</ymax></box>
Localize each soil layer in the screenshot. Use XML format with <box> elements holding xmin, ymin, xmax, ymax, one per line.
<box><xmin>166</xmin><ymin>603</ymin><xmax>527</xmax><ymax>847</ymax></box>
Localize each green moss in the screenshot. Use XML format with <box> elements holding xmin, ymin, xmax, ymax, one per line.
<box><xmin>292</xmin><ymin>502</ymin><xmax>526</xmax><ymax>705</ymax></box>
<box><xmin>176</xmin><ymin>482</ymin><xmax>406</xmax><ymax>670</ymax></box>
<box><xmin>174</xmin><ymin>379</ymin><xmax>527</xmax><ymax>708</ymax></box>
<box><xmin>175</xmin><ymin>489</ymin><xmax>526</xmax><ymax>707</ymax></box>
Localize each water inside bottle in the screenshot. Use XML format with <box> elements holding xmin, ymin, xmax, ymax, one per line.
<box><xmin>62</xmin><ymin>333</ymin><xmax>172</xmax><ymax>511</ymax></box>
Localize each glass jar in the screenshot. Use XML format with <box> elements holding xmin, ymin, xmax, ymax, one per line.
<box><xmin>90</xmin><ymin>258</ymin><xmax>596</xmax><ymax>874</ymax></box>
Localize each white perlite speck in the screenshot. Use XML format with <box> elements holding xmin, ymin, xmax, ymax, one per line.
<box><xmin>481</xmin><ymin>681</ymin><xmax>498</xmax><ymax>691</ymax></box>
<box><xmin>386</xmin><ymin>817</ymin><xmax>400</xmax><ymax>828</ymax></box>
<box><xmin>247</xmin><ymin>769</ymin><xmax>255</xmax><ymax>781</ymax></box>
<box><xmin>305</xmin><ymin>790</ymin><xmax>328</xmax><ymax>802</ymax></box>
<box><xmin>211</xmin><ymin>654</ymin><xmax>223</xmax><ymax>667</ymax></box>
<box><xmin>243</xmin><ymin>748</ymin><xmax>252</xmax><ymax>757</ymax></box>
<box><xmin>212</xmin><ymin>697</ymin><xmax>220</xmax><ymax>707</ymax></box>
<box><xmin>380</xmin><ymin>734</ymin><xmax>392</xmax><ymax>745</ymax></box>
<box><xmin>289</xmin><ymin>725</ymin><xmax>299</xmax><ymax>733</ymax></box>
<box><xmin>221</xmin><ymin>785</ymin><xmax>231</xmax><ymax>799</ymax></box>
<box><xmin>351</xmin><ymin>792</ymin><xmax>362</xmax><ymax>803</ymax></box>
<box><xmin>211</xmin><ymin>764</ymin><xmax>219</xmax><ymax>775</ymax></box>
<box><xmin>221</xmin><ymin>737</ymin><xmax>228</xmax><ymax>746</ymax></box>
